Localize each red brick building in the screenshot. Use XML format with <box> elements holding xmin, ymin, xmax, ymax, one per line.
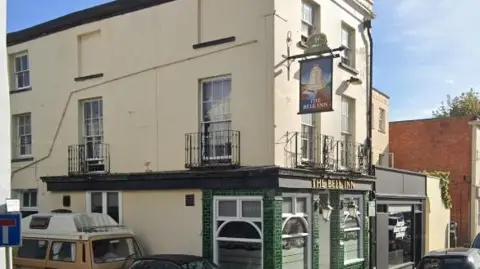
<box><xmin>389</xmin><ymin>116</ymin><xmax>477</xmax><ymax>245</ymax></box>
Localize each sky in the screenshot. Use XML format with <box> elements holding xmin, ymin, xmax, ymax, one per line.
<box><xmin>6</xmin><ymin>0</ymin><xmax>479</xmax><ymax>121</ymax></box>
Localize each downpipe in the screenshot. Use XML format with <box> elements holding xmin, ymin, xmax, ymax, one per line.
<box><xmin>364</xmin><ymin>19</ymin><xmax>376</xmax><ymax>269</ymax></box>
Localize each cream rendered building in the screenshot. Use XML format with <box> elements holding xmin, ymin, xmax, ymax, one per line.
<box><xmin>8</xmin><ymin>0</ymin><xmax>375</xmax><ymax>264</ymax></box>
<box><xmin>371</xmin><ymin>88</ymin><xmax>390</xmax><ymax>166</ymax></box>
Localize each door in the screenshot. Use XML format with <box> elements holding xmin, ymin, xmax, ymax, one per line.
<box><xmin>45</xmin><ymin>241</ymin><xmax>83</xmax><ymax>269</ymax></box>
<box><xmin>414</xmin><ymin>212</ymin><xmax>423</xmax><ymax>265</ymax></box>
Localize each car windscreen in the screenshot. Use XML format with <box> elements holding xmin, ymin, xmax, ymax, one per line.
<box><xmin>181</xmin><ymin>259</ymin><xmax>220</xmax><ymax>269</ymax></box>
<box><xmin>472</xmin><ymin>234</ymin><xmax>480</xmax><ymax>248</ymax></box>
<box><xmin>92</xmin><ymin>237</ymin><xmax>141</xmax><ymax>264</ymax></box>
<box><xmin>418</xmin><ymin>256</ymin><xmax>470</xmax><ymax>269</ymax></box>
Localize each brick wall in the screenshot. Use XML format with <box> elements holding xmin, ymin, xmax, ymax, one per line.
<box><xmin>389</xmin><ymin>116</ymin><xmax>472</xmax><ymax>244</ymax></box>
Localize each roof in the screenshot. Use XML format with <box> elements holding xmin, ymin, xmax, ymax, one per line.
<box><xmin>22</xmin><ymin>212</ymin><xmax>134</xmax><ymax>240</ymax></box>
<box><xmin>136</xmin><ymin>254</ymin><xmax>203</xmax><ymax>264</ymax></box>
<box><xmin>373</xmin><ymin>87</ymin><xmax>390</xmax><ymax>99</ymax></box>
<box><xmin>7</xmin><ymin>0</ymin><xmax>177</xmax><ymax>46</ymax></box>
<box><xmin>425</xmin><ymin>248</ymin><xmax>474</xmax><ymax>257</ymax></box>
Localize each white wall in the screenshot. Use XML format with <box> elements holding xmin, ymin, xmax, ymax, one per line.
<box><xmin>0</xmin><ymin>0</ymin><xmax>11</xmax><ymax>266</ymax></box>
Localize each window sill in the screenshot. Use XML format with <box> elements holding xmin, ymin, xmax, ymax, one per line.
<box><xmin>338</xmin><ymin>62</ymin><xmax>359</xmax><ymax>76</ymax></box>
<box><xmin>378</xmin><ymin>129</ymin><xmax>386</xmax><ymax>134</ymax></box>
<box><xmin>10</xmin><ymin>87</ymin><xmax>32</xmax><ymax>94</ymax></box>
<box><xmin>344</xmin><ymin>258</ymin><xmax>364</xmax><ymax>266</ymax></box>
<box><xmin>11</xmin><ymin>156</ymin><xmax>34</xmax><ymax>163</ymax></box>
<box><xmin>192</xmin><ymin>36</ymin><xmax>236</xmax><ymax>49</ymax></box>
<box><xmin>74</xmin><ymin>73</ymin><xmax>104</xmax><ymax>82</ymax></box>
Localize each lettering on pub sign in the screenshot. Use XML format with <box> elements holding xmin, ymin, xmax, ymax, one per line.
<box><xmin>311</xmin><ymin>178</ymin><xmax>355</xmax><ymax>190</ymax></box>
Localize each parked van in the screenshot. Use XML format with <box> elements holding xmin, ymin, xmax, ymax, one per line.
<box><xmin>13</xmin><ymin>212</ymin><xmax>143</xmax><ymax>269</ymax></box>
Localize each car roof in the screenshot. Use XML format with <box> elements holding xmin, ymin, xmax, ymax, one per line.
<box><xmin>425</xmin><ymin>248</ymin><xmax>475</xmax><ymax>257</ymax></box>
<box><xmin>135</xmin><ymin>254</ymin><xmax>204</xmax><ymax>264</ymax></box>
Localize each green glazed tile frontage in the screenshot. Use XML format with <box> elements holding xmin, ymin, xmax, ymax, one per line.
<box><xmin>202</xmin><ymin>189</ymin><xmax>371</xmax><ymax>269</ymax></box>
<box><xmin>202</xmin><ymin>189</ymin><xmax>282</xmax><ymax>269</ymax></box>
<box><xmin>330</xmin><ymin>190</ymin><xmax>370</xmax><ymax>269</ymax></box>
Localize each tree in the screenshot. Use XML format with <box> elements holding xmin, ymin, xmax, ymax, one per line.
<box><xmin>432</xmin><ymin>88</ymin><xmax>480</xmax><ymax>118</ymax></box>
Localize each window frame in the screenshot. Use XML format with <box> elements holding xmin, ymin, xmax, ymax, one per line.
<box><xmin>200</xmin><ymin>76</ymin><xmax>232</xmax><ymax>161</ymax></box>
<box><xmin>21</xmin><ymin>189</ymin><xmax>38</xmax><ymax>210</ymax></box>
<box><xmin>301</xmin><ymin>1</ymin><xmax>314</xmax><ymax>39</ymax></box>
<box><xmin>341</xmin><ymin>194</ymin><xmax>364</xmax><ymax>265</ymax></box>
<box><xmin>212</xmin><ymin>196</ymin><xmax>263</xmax><ymax>268</ymax></box>
<box><xmin>378</xmin><ymin>108</ymin><xmax>386</xmax><ymax>133</ymax></box>
<box><xmin>48</xmin><ymin>241</ymin><xmax>77</xmax><ymax>263</ymax></box>
<box><xmin>301</xmin><ymin>114</ymin><xmax>315</xmax><ymax>161</ymax></box>
<box><xmin>86</xmin><ymin>191</ymin><xmax>123</xmax><ymax>224</ymax></box>
<box><xmin>13</xmin><ymin>52</ymin><xmax>31</xmax><ymax>90</ymax></box>
<box><xmin>82</xmin><ymin>98</ymin><xmax>104</xmax><ymax>161</ymax></box>
<box><xmin>340</xmin><ymin>23</ymin><xmax>356</xmax><ymax>68</ymax></box>
<box><xmin>282</xmin><ymin>193</ymin><xmax>312</xmax><ymax>269</ymax></box>
<box><xmin>13</xmin><ymin>113</ymin><xmax>32</xmax><ymax>158</ymax></box>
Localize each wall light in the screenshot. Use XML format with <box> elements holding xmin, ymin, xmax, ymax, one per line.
<box><xmin>346</xmin><ymin>76</ymin><xmax>363</xmax><ymax>85</ymax></box>
<box><xmin>320</xmin><ymin>202</ymin><xmax>333</xmax><ymax>221</ymax></box>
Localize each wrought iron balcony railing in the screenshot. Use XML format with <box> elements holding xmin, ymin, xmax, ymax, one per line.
<box><xmin>68</xmin><ymin>143</ymin><xmax>110</xmax><ymax>176</ymax></box>
<box><xmin>185</xmin><ymin>130</ymin><xmax>240</xmax><ymax>169</ymax></box>
<box><xmin>284</xmin><ymin>132</ymin><xmax>368</xmax><ymax>174</ymax></box>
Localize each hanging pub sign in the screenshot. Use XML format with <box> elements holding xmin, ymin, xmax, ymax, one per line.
<box><xmin>298</xmin><ymin>55</ymin><xmax>334</xmax><ymax>114</ymax></box>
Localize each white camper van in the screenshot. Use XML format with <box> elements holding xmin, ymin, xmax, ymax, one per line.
<box><xmin>13</xmin><ymin>212</ymin><xmax>142</xmax><ymax>269</ymax></box>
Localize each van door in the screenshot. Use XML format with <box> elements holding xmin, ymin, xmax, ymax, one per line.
<box><xmin>13</xmin><ymin>238</ymin><xmax>49</xmax><ymax>269</ymax></box>
<box><xmin>45</xmin><ymin>241</ymin><xmax>84</xmax><ymax>269</ymax></box>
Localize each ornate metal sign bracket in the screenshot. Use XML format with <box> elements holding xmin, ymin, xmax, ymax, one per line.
<box><xmin>281</xmin><ymin>32</ymin><xmax>344</xmax><ymax>81</ymax></box>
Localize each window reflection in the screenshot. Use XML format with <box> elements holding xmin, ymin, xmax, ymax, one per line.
<box><xmin>388</xmin><ymin>205</ymin><xmax>413</xmax><ymax>267</ymax></box>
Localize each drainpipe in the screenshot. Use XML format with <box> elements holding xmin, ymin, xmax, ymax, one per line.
<box><xmin>364</xmin><ymin>19</ymin><xmax>375</xmax><ymax>269</ymax></box>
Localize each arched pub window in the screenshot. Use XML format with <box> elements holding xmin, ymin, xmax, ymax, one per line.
<box><xmin>282</xmin><ymin>195</ymin><xmax>311</xmax><ymax>269</ymax></box>
<box><xmin>214</xmin><ymin>197</ymin><xmax>263</xmax><ymax>269</ymax></box>
<box><xmin>342</xmin><ymin>195</ymin><xmax>364</xmax><ymax>264</ymax></box>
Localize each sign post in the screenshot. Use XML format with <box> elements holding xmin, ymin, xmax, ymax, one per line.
<box><xmin>3</xmin><ymin>199</ymin><xmax>22</xmax><ymax>269</ymax></box>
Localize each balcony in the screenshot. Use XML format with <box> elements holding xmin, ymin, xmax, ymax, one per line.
<box><xmin>68</xmin><ymin>143</ymin><xmax>110</xmax><ymax>176</ymax></box>
<box><xmin>284</xmin><ymin>132</ymin><xmax>368</xmax><ymax>174</ymax></box>
<box><xmin>185</xmin><ymin>130</ymin><xmax>241</xmax><ymax>169</ymax></box>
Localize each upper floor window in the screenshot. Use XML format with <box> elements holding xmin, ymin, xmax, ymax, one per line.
<box><xmin>13</xmin><ymin>53</ymin><xmax>30</xmax><ymax>90</ymax></box>
<box><xmin>341</xmin><ymin>97</ymin><xmax>353</xmax><ymax>134</ymax></box>
<box><xmin>341</xmin><ymin>24</ymin><xmax>356</xmax><ymax>68</ymax></box>
<box><xmin>301</xmin><ymin>114</ymin><xmax>315</xmax><ymax>161</ymax></box>
<box><xmin>378</xmin><ymin>108</ymin><xmax>386</xmax><ymax>133</ymax></box>
<box><xmin>301</xmin><ymin>1</ymin><xmax>319</xmax><ymax>43</ymax></box>
<box><xmin>201</xmin><ymin>76</ymin><xmax>232</xmax><ymax>160</ymax></box>
<box><xmin>341</xmin><ymin>97</ymin><xmax>355</xmax><ymax>168</ymax></box>
<box><xmin>13</xmin><ymin>113</ymin><xmax>32</xmax><ymax>157</ymax></box>
<box><xmin>82</xmin><ymin>99</ymin><xmax>103</xmax><ymax>159</ymax></box>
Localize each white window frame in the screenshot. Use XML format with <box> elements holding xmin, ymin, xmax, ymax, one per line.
<box><xmin>200</xmin><ymin>76</ymin><xmax>232</xmax><ymax>161</ymax></box>
<box><xmin>82</xmin><ymin>99</ymin><xmax>105</xmax><ymax>171</ymax></box>
<box><xmin>13</xmin><ymin>113</ymin><xmax>32</xmax><ymax>158</ymax></box>
<box><xmin>86</xmin><ymin>191</ymin><xmax>123</xmax><ymax>224</ymax></box>
<box><xmin>340</xmin><ymin>97</ymin><xmax>354</xmax><ymax>168</ymax></box>
<box><xmin>13</xmin><ymin>52</ymin><xmax>30</xmax><ymax>90</ymax></box>
<box><xmin>213</xmin><ymin>196</ymin><xmax>263</xmax><ymax>268</ymax></box>
<box><xmin>282</xmin><ymin>193</ymin><xmax>312</xmax><ymax>269</ymax></box>
<box><xmin>341</xmin><ymin>24</ymin><xmax>355</xmax><ymax>67</ymax></box>
<box><xmin>301</xmin><ymin>1</ymin><xmax>315</xmax><ymax>39</ymax></box>
<box><xmin>16</xmin><ymin>189</ymin><xmax>38</xmax><ymax>212</ymax></box>
<box><xmin>341</xmin><ymin>194</ymin><xmax>364</xmax><ymax>265</ymax></box>
<box><xmin>378</xmin><ymin>108</ymin><xmax>386</xmax><ymax>132</ymax></box>
<box><xmin>301</xmin><ymin>114</ymin><xmax>315</xmax><ymax>161</ymax></box>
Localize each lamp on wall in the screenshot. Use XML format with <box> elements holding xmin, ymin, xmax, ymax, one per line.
<box><xmin>320</xmin><ymin>201</ymin><xmax>333</xmax><ymax>221</ymax></box>
<box><xmin>347</xmin><ymin>201</ymin><xmax>359</xmax><ymax>217</ymax></box>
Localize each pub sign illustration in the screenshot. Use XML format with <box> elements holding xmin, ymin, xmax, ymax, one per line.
<box><xmin>298</xmin><ymin>56</ymin><xmax>334</xmax><ymax>114</ymax></box>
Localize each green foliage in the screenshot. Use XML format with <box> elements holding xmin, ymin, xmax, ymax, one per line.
<box><xmin>432</xmin><ymin>88</ymin><xmax>480</xmax><ymax>118</ymax></box>
<box><xmin>422</xmin><ymin>170</ymin><xmax>452</xmax><ymax>209</ymax></box>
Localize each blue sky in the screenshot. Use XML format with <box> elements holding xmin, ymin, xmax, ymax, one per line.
<box><xmin>7</xmin><ymin>0</ymin><xmax>478</xmax><ymax>121</ymax></box>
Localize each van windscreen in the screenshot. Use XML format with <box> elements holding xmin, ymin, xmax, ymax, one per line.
<box><xmin>92</xmin><ymin>237</ymin><xmax>140</xmax><ymax>264</ymax></box>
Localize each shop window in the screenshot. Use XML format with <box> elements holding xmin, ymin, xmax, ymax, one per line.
<box><xmin>282</xmin><ymin>195</ymin><xmax>311</xmax><ymax>269</ymax></box>
<box><xmin>214</xmin><ymin>197</ymin><xmax>262</xmax><ymax>269</ymax></box>
<box><xmin>388</xmin><ymin>205</ymin><xmax>413</xmax><ymax>267</ymax></box>
<box><xmin>341</xmin><ymin>195</ymin><xmax>364</xmax><ymax>264</ymax></box>
<box><xmin>17</xmin><ymin>239</ymin><xmax>48</xmax><ymax>259</ymax></box>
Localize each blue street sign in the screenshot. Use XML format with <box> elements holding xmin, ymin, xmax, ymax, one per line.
<box><xmin>0</xmin><ymin>213</ymin><xmax>21</xmax><ymax>247</ymax></box>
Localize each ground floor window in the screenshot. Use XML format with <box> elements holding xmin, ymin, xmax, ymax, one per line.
<box><xmin>86</xmin><ymin>191</ymin><xmax>122</xmax><ymax>224</ymax></box>
<box><xmin>12</xmin><ymin>189</ymin><xmax>38</xmax><ymax>216</ymax></box>
<box><xmin>341</xmin><ymin>194</ymin><xmax>364</xmax><ymax>264</ymax></box>
<box><xmin>213</xmin><ymin>197</ymin><xmax>263</xmax><ymax>269</ymax></box>
<box><xmin>388</xmin><ymin>205</ymin><xmax>413</xmax><ymax>267</ymax></box>
<box><xmin>282</xmin><ymin>194</ymin><xmax>311</xmax><ymax>269</ymax></box>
